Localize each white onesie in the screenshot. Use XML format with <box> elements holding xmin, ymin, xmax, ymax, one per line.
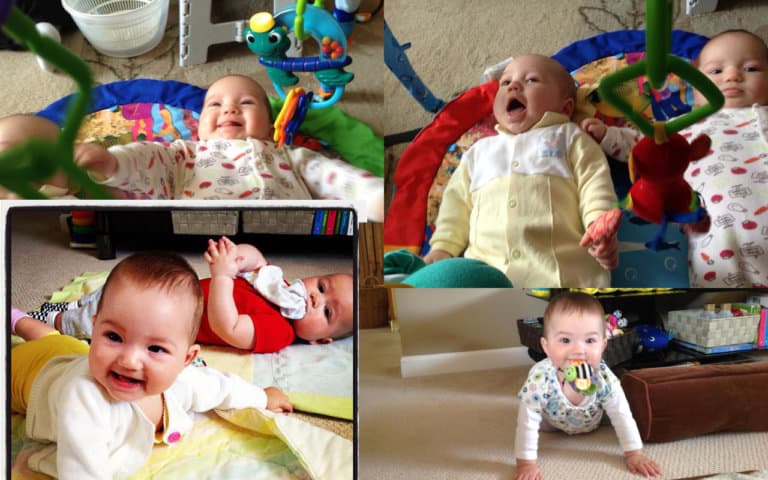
<box><xmin>515</xmin><ymin>358</ymin><xmax>643</xmax><ymax>460</ymax></box>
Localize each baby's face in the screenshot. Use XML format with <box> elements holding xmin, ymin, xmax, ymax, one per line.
<box><xmin>198</xmin><ymin>76</ymin><xmax>272</xmax><ymax>140</ymax></box>
<box><xmin>493</xmin><ymin>55</ymin><xmax>574</xmax><ymax>134</ymax></box>
<box><xmin>694</xmin><ymin>32</ymin><xmax>768</xmax><ymax>108</ymax></box>
<box><xmin>295</xmin><ymin>273</ymin><xmax>354</xmax><ymax>343</ymax></box>
<box><xmin>540</xmin><ymin>309</ymin><xmax>606</xmax><ymax>371</ymax></box>
<box><xmin>88</xmin><ymin>278</ymin><xmax>199</xmax><ymax>402</ymax></box>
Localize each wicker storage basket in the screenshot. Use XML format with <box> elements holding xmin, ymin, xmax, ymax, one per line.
<box><xmin>516</xmin><ymin>318</ymin><xmax>638</xmax><ymax>367</ymax></box>
<box><xmin>666</xmin><ymin>309</ymin><xmax>760</xmax><ymax>347</ymax></box>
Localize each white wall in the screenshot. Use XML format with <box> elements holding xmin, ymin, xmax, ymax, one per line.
<box><xmin>392</xmin><ymin>288</ymin><xmax>547</xmax><ymax>357</ymax></box>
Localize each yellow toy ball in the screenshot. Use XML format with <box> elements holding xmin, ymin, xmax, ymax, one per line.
<box><xmin>249</xmin><ymin>12</ymin><xmax>275</xmax><ymax>33</ymax></box>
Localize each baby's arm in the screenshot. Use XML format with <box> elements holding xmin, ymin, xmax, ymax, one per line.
<box><xmin>426</xmin><ymin>150</ymin><xmax>474</xmax><ymax>260</ymax></box>
<box><xmin>580</xmin><ymin>118</ymin><xmax>642</xmax><ymax>163</ymax></box>
<box><xmin>289</xmin><ymin>147</ymin><xmax>385</xmax><ymax>222</ymax></box>
<box><xmin>75</xmin><ymin>143</ymin><xmax>119</xmax><ymax>179</ymax></box>
<box><xmin>569</xmin><ymin>132</ymin><xmax>621</xmax><ymax>269</ymax></box>
<box><xmin>603</xmin><ymin>369</ymin><xmax>662</xmax><ymax>477</ymax></box>
<box><xmin>177</xmin><ymin>365</ymin><xmax>293</xmax><ymax>413</ymax></box>
<box><xmin>204</xmin><ymin>237</ymin><xmax>256</xmax><ymax>350</ymax></box>
<box><xmin>579</xmin><ymin>208</ymin><xmax>622</xmax><ymax>270</ymax></box>
<box><xmin>78</xmin><ymin>140</ymin><xmax>193</xmax><ymax>198</ymax></box>
<box><xmin>514</xmin><ymin>403</ymin><xmax>543</xmax><ymax>480</ymax></box>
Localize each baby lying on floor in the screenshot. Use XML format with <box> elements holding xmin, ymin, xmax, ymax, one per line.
<box><xmin>29</xmin><ymin>237</ymin><xmax>354</xmax><ymax>354</ymax></box>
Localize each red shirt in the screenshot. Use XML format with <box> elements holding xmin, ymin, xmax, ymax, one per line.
<box><xmin>197</xmin><ymin>277</ymin><xmax>296</xmax><ymax>353</ymax></box>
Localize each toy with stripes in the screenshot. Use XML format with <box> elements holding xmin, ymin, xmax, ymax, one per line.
<box><xmin>562</xmin><ymin>360</ymin><xmax>598</xmax><ymax>395</ymax></box>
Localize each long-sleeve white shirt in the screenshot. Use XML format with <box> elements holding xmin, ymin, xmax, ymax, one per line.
<box><xmin>25</xmin><ymin>355</ymin><xmax>269</xmax><ymax>480</ymax></box>
<box><xmin>98</xmin><ymin>138</ymin><xmax>384</xmax><ymax>221</ymax></box>
<box><xmin>515</xmin><ymin>358</ymin><xmax>643</xmax><ymax>460</ymax></box>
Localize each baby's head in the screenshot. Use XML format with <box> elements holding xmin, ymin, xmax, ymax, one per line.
<box><xmin>493</xmin><ymin>54</ymin><xmax>576</xmax><ymax>134</ymax></box>
<box><xmin>296</xmin><ymin>273</ymin><xmax>354</xmax><ymax>344</ymax></box>
<box><xmin>198</xmin><ymin>74</ymin><xmax>272</xmax><ymax>140</ymax></box>
<box><xmin>89</xmin><ymin>252</ymin><xmax>203</xmax><ymax>402</ymax></box>
<box><xmin>0</xmin><ymin>113</ymin><xmax>60</xmax><ymax>152</ymax></box>
<box><xmin>694</xmin><ymin>29</ymin><xmax>768</xmax><ymax>108</ymax></box>
<box><xmin>540</xmin><ymin>292</ymin><xmax>606</xmax><ymax>370</ymax></box>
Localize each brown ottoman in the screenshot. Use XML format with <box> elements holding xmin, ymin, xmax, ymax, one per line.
<box><xmin>621</xmin><ymin>361</ymin><xmax>768</xmax><ymax>442</ymax></box>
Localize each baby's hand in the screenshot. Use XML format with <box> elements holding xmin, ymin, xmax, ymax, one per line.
<box><xmin>580</xmin><ymin>117</ymin><xmax>608</xmax><ymax>143</ymax></box>
<box><xmin>580</xmin><ymin>209</ymin><xmax>622</xmax><ymax>270</ymax></box>
<box><xmin>514</xmin><ymin>459</ymin><xmax>543</xmax><ymax>480</ymax></box>
<box><xmin>423</xmin><ymin>249</ymin><xmax>452</xmax><ymax>265</ymax></box>
<box><xmin>75</xmin><ymin>143</ymin><xmax>118</xmax><ymax>179</ymax></box>
<box><xmin>264</xmin><ymin>386</ymin><xmax>294</xmax><ymax>413</ymax></box>
<box><xmin>625</xmin><ymin>450</ymin><xmax>662</xmax><ymax>477</ymax></box>
<box><xmin>204</xmin><ymin>236</ymin><xmax>242</xmax><ymax>279</ymax></box>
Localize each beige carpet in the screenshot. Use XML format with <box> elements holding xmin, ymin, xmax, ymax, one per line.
<box><xmin>359</xmin><ymin>328</ymin><xmax>768</xmax><ymax>480</ymax></box>
<box><xmin>383</xmin><ymin>0</ymin><xmax>768</xmax><ymax>137</ymax></box>
<box><xmin>0</xmin><ymin>0</ymin><xmax>384</xmax><ymax>136</ymax></box>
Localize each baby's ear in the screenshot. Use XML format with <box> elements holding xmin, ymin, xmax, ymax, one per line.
<box><xmin>185</xmin><ymin>344</ymin><xmax>200</xmax><ymax>366</ymax></box>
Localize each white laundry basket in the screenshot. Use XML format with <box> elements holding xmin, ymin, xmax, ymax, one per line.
<box><xmin>61</xmin><ymin>0</ymin><xmax>169</xmax><ymax>57</ymax></box>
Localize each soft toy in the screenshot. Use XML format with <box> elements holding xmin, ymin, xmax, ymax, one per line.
<box><xmin>562</xmin><ymin>360</ymin><xmax>598</xmax><ymax>395</ymax></box>
<box><xmin>605</xmin><ymin>309</ymin><xmax>627</xmax><ymax>338</ymax></box>
<box><xmin>635</xmin><ymin>324</ymin><xmax>672</xmax><ymax>352</ymax></box>
<box><xmin>623</xmin><ymin>132</ymin><xmax>711</xmax><ymax>250</ymax></box>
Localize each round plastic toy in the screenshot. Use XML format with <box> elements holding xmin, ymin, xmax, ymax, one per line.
<box><xmin>562</xmin><ymin>360</ymin><xmax>598</xmax><ymax>395</ymax></box>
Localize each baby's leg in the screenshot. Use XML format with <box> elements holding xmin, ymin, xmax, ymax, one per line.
<box><xmin>0</xmin><ymin>113</ymin><xmax>67</xmax><ymax>198</ymax></box>
<box><xmin>10</xmin><ymin>326</ymin><xmax>89</xmax><ymax>414</ymax></box>
<box><xmin>57</xmin><ymin>288</ymin><xmax>102</xmax><ymax>339</ymax></box>
<box><xmin>11</xmin><ymin>307</ymin><xmax>56</xmax><ymax>341</ymax></box>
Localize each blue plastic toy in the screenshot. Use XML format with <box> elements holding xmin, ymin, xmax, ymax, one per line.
<box><xmin>244</xmin><ymin>0</ymin><xmax>354</xmax><ymax>109</ymax></box>
<box><xmin>635</xmin><ymin>325</ymin><xmax>672</xmax><ymax>352</ymax></box>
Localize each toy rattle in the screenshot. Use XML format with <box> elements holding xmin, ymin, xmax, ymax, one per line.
<box><xmin>0</xmin><ymin>0</ymin><xmax>109</xmax><ymax>199</ymax></box>
<box><xmin>597</xmin><ymin>0</ymin><xmax>724</xmax><ymax>251</ymax></box>
<box><xmin>244</xmin><ymin>1</ymin><xmax>355</xmax><ymax>146</ymax></box>
<box><xmin>245</xmin><ymin>1</ymin><xmax>353</xmax><ymax>107</ymax></box>
<box><xmin>562</xmin><ymin>360</ymin><xmax>598</xmax><ymax>396</ymax></box>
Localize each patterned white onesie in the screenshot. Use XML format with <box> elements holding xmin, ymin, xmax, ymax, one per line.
<box><xmin>600</xmin><ymin>105</ymin><xmax>768</xmax><ymax>287</ymax></box>
<box><xmin>515</xmin><ymin>358</ymin><xmax>642</xmax><ymax>460</ymax></box>
<box><xmin>98</xmin><ymin>138</ymin><xmax>383</xmax><ymax>219</ymax></box>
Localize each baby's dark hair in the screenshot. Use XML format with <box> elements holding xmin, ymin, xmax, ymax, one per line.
<box><xmin>697</xmin><ymin>29</ymin><xmax>768</xmax><ymax>64</ymax></box>
<box><xmin>97</xmin><ymin>252</ymin><xmax>203</xmax><ymax>342</ymax></box>
<box><xmin>542</xmin><ymin>291</ymin><xmax>605</xmax><ymax>337</ymax></box>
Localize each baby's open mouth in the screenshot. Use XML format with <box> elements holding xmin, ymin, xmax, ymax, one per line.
<box><xmin>507</xmin><ymin>98</ymin><xmax>525</xmax><ymax>112</ymax></box>
<box><xmin>111</xmin><ymin>371</ymin><xmax>142</xmax><ymax>384</ymax></box>
<box><xmin>218</xmin><ymin>120</ymin><xmax>242</xmax><ymax>127</ymax></box>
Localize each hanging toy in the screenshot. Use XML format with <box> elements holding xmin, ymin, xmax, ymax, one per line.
<box><xmin>244</xmin><ymin>1</ymin><xmax>354</xmax><ymax>109</ymax></box>
<box><xmin>0</xmin><ymin>0</ymin><xmax>108</xmax><ymax>199</ymax></box>
<box><xmin>597</xmin><ymin>0</ymin><xmax>724</xmax><ymax>251</ymax></box>
<box><xmin>562</xmin><ymin>360</ymin><xmax>598</xmax><ymax>396</ymax></box>
<box><xmin>273</xmin><ymin>87</ymin><xmax>313</xmax><ymax>147</ymax></box>
<box><xmin>621</xmin><ymin>129</ymin><xmax>711</xmax><ymax>250</ymax></box>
